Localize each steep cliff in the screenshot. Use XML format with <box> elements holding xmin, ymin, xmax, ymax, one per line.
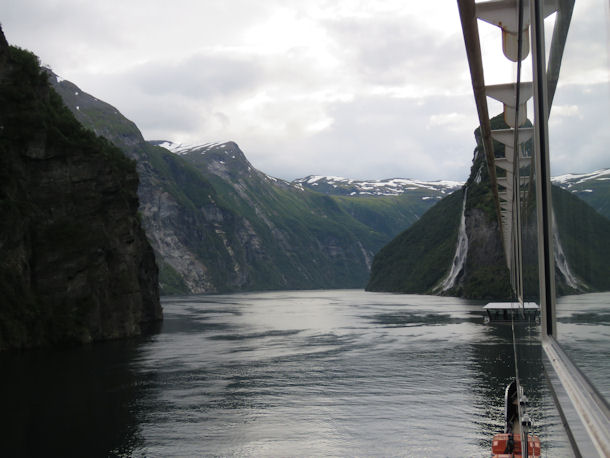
<box><xmin>0</xmin><ymin>29</ymin><xmax>161</xmax><ymax>350</ymax></box>
<box><xmin>50</xmin><ymin>78</ymin><xmax>383</xmax><ymax>293</ymax></box>
<box><xmin>367</xmin><ymin>113</ymin><xmax>610</xmax><ymax>299</ymax></box>
<box><xmin>367</xmin><ymin>137</ymin><xmax>512</xmax><ymax>299</ymax></box>
<box><xmin>51</xmin><ymin>74</ymin><xmax>444</xmax><ymax>293</ymax></box>
<box><xmin>452</xmin><ymin>140</ymin><xmax>513</xmax><ymax>299</ymax></box>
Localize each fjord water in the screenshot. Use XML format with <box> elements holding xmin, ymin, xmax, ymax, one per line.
<box><xmin>1</xmin><ymin>290</ymin><xmax>575</xmax><ymax>456</ymax></box>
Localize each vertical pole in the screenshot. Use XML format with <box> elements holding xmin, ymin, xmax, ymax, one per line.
<box><xmin>457</xmin><ymin>0</ymin><xmax>503</xmax><ymax>238</ymax></box>
<box><xmin>531</xmin><ymin>0</ymin><xmax>557</xmax><ymax>338</ymax></box>
<box><xmin>513</xmin><ymin>0</ymin><xmax>526</xmax><ymax>306</ymax></box>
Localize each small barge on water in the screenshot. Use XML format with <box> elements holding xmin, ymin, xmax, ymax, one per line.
<box><xmin>483</xmin><ymin>302</ymin><xmax>540</xmax><ymax>324</ymax></box>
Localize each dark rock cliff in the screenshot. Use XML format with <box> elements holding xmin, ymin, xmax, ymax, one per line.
<box><xmin>452</xmin><ymin>144</ymin><xmax>513</xmax><ymax>299</ymax></box>
<box><xmin>0</xmin><ymin>28</ymin><xmax>161</xmax><ymax>350</ymax></box>
<box><xmin>367</xmin><ymin>112</ymin><xmax>609</xmax><ymax>299</ymax></box>
<box><xmin>367</xmin><ymin>120</ymin><xmax>513</xmax><ymax>299</ymax></box>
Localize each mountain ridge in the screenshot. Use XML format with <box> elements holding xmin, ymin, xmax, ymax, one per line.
<box><xmin>49</xmin><ymin>77</ymin><xmax>428</xmax><ymax>294</ymax></box>
<box><xmin>152</xmin><ymin>139</ymin><xmax>610</xmax><ymax>217</ymax></box>
<box><xmin>153</xmin><ymin>140</ymin><xmax>463</xmax><ymax>197</ymax></box>
<box><xmin>46</xmin><ymin>68</ymin><xmax>609</xmax><ymax>296</ymax></box>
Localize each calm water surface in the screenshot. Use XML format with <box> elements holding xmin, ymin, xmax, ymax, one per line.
<box><xmin>2</xmin><ymin>290</ymin><xmax>578</xmax><ymax>456</ymax></box>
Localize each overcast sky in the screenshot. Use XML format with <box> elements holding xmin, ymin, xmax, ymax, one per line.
<box><xmin>1</xmin><ymin>0</ymin><xmax>608</xmax><ymax>181</ymax></box>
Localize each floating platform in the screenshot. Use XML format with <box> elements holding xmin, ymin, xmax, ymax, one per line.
<box><xmin>483</xmin><ymin>302</ymin><xmax>540</xmax><ymax>324</ymax></box>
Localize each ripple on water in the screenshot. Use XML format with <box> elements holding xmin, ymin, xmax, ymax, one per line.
<box><xmin>0</xmin><ymin>290</ymin><xmax>579</xmax><ymax>456</ymax></box>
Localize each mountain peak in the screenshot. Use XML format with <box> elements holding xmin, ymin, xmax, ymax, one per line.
<box><xmin>151</xmin><ymin>140</ymin><xmax>239</xmax><ymax>155</ymax></box>
<box><xmin>151</xmin><ymin>140</ymin><xmax>260</xmax><ymax>182</ymax></box>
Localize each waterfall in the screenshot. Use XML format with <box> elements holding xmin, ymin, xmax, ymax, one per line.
<box><xmin>474</xmin><ymin>162</ymin><xmax>483</xmax><ymax>184</ymax></box>
<box><xmin>552</xmin><ymin>213</ymin><xmax>581</xmax><ymax>290</ymax></box>
<box><xmin>436</xmin><ymin>189</ymin><xmax>468</xmax><ymax>292</ymax></box>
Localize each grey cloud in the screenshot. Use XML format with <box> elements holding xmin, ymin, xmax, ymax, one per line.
<box><xmin>254</xmin><ymin>92</ymin><xmax>478</xmax><ymax>181</ymax></box>
<box><xmin>324</xmin><ymin>15</ymin><xmax>466</xmax><ymax>87</ymax></box>
<box><xmin>2</xmin><ymin>0</ymin><xmax>604</xmax><ymax>184</ymax></box>
<box><xmin>1</xmin><ymin>0</ymin><xmax>125</xmax><ymax>67</ymax></box>
<box><xmin>549</xmin><ymin>82</ymin><xmax>610</xmax><ymax>175</ymax></box>
<box><xmin>129</xmin><ymin>98</ymin><xmax>203</xmax><ymax>135</ymax></box>
<box><xmin>125</xmin><ymin>54</ymin><xmax>265</xmax><ymax>100</ymax></box>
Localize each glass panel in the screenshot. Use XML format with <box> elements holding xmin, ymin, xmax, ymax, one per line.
<box><xmin>547</xmin><ymin>0</ymin><xmax>610</xmax><ymax>401</ymax></box>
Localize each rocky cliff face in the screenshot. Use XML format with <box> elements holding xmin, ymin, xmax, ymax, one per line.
<box><xmin>169</xmin><ymin>141</ymin><xmax>388</xmax><ymax>291</ymax></box>
<box><xmin>45</xmin><ymin>73</ymin><xmax>222</xmax><ymax>293</ymax></box>
<box><xmin>0</xmin><ymin>29</ymin><xmax>161</xmax><ymax>350</ymax></box>
<box><xmin>451</xmin><ymin>146</ymin><xmax>513</xmax><ymax>299</ymax></box>
<box><xmin>49</xmin><ymin>75</ymin><xmax>415</xmax><ymax>294</ymax></box>
<box><xmin>366</xmin><ymin>121</ymin><xmax>513</xmax><ymax>298</ymax></box>
<box><xmin>367</xmin><ymin>113</ymin><xmax>610</xmax><ymax>299</ymax></box>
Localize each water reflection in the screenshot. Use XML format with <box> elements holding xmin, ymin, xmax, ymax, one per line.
<box><xmin>557</xmin><ymin>292</ymin><xmax>610</xmax><ymax>400</ymax></box>
<box><xmin>0</xmin><ymin>291</ymin><xmax>578</xmax><ymax>456</ymax></box>
<box><xmin>0</xmin><ymin>337</ymin><xmax>156</xmax><ymax>457</ymax></box>
<box><xmin>469</xmin><ymin>324</ymin><xmax>571</xmax><ymax>453</ymax></box>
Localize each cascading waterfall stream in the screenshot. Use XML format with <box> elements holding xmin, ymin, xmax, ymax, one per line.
<box><xmin>436</xmin><ymin>189</ymin><xmax>468</xmax><ymax>292</ymax></box>
<box><xmin>552</xmin><ymin>212</ymin><xmax>581</xmax><ymax>290</ymax></box>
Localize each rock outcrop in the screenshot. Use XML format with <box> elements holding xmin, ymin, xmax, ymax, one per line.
<box><xmin>0</xmin><ymin>28</ymin><xmax>161</xmax><ymax>350</ymax></box>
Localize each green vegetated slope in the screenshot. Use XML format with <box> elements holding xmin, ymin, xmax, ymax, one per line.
<box><xmin>553</xmin><ymin>185</ymin><xmax>610</xmax><ymax>292</ymax></box>
<box><xmin>366</xmin><ymin>114</ymin><xmax>513</xmax><ymax>299</ymax></box>
<box><xmin>552</xmin><ymin>170</ymin><xmax>610</xmax><ymax>220</ymax></box>
<box><xmin>366</xmin><ymin>112</ymin><xmax>609</xmax><ymax>299</ymax></box>
<box><xmin>175</xmin><ymin>143</ymin><xmax>390</xmax><ymax>290</ymax></box>
<box><xmin>0</xmin><ymin>30</ymin><xmax>161</xmax><ymax>350</ymax></box>
<box><xmin>51</xmin><ymin>73</ymin><xmax>434</xmax><ymax>293</ymax></box>
<box><xmin>366</xmin><ymin>189</ymin><xmax>465</xmax><ymax>293</ymax></box>
<box><xmin>331</xmin><ymin>194</ymin><xmax>434</xmax><ymax>240</ymax></box>
<box><xmin>293</xmin><ymin>175</ymin><xmax>460</xmax><ymax>238</ymax></box>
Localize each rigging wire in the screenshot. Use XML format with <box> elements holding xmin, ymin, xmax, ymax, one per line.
<box><xmin>513</xmin><ymin>0</ymin><xmax>526</xmax><ymax>309</ymax></box>
<box><xmin>510</xmin><ymin>309</ymin><xmax>529</xmax><ymax>456</ymax></box>
<box><xmin>509</xmin><ymin>0</ymin><xmax>530</xmax><ymax>455</ymax></box>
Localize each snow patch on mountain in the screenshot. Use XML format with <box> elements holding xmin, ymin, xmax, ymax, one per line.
<box><xmin>152</xmin><ymin>139</ymin><xmax>606</xmax><ymax>200</ymax></box>
<box><xmin>552</xmin><ymin>169</ymin><xmax>610</xmax><ymax>187</ymax></box>
<box><xmin>294</xmin><ymin>175</ymin><xmax>463</xmax><ymax>196</ymax></box>
<box><xmin>155</xmin><ymin>140</ymin><xmax>229</xmax><ymax>155</ymax></box>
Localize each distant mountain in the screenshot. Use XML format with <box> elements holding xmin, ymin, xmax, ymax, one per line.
<box><xmin>552</xmin><ymin>169</ymin><xmax>610</xmax><ymax>220</ymax></box>
<box><xmin>152</xmin><ymin>140</ymin><xmax>456</xmax><ymax>291</ymax></box>
<box><xmin>47</xmin><ymin>68</ymin><xmax>608</xmax><ymax>298</ymax></box>
<box><xmin>154</xmin><ymin>141</ymin><xmax>451</xmax><ymax>243</ymax></box>
<box><xmin>149</xmin><ymin>140</ymin><xmax>391</xmax><ymax>291</ymax></box>
<box><xmin>47</xmin><ymin>73</ymin><xmax>449</xmax><ymax>294</ymax></box>
<box><xmin>293</xmin><ymin>175</ymin><xmax>462</xmax><ymax>197</ymax></box>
